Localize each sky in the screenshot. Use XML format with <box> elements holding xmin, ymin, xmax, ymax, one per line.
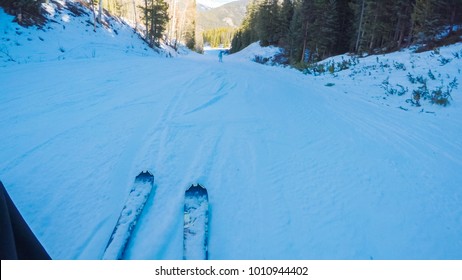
<box><xmin>196</xmin><ymin>0</ymin><xmax>236</xmax><ymax>8</ymax></box>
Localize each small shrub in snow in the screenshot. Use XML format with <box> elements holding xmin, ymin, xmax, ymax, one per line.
<box><xmin>395</xmin><ymin>85</ymin><xmax>408</xmax><ymax>96</ymax></box>
<box><xmin>411</xmin><ymin>89</ymin><xmax>423</xmax><ymax>107</ymax></box>
<box><xmin>428</xmin><ymin>70</ymin><xmax>436</xmax><ymax>80</ymax></box>
<box><xmin>304</xmin><ymin>63</ymin><xmax>326</xmax><ymax>76</ymax></box>
<box><xmin>381</xmin><ymin>77</ymin><xmax>408</xmax><ymax>96</ymax></box>
<box><xmin>379</xmin><ymin>61</ymin><xmax>390</xmax><ymax>71</ymax></box>
<box><xmin>438</xmin><ymin>56</ymin><xmax>452</xmax><ymax>66</ymax></box>
<box><xmin>416</xmin><ymin>75</ymin><xmax>427</xmax><ymax>85</ymax></box>
<box><xmin>253</xmin><ymin>55</ymin><xmax>270</xmax><ymax>64</ymax></box>
<box><xmin>381</xmin><ymin>77</ymin><xmax>391</xmax><ymax>91</ymax></box>
<box><xmin>430</xmin><ymin>86</ymin><xmax>451</xmax><ymax>106</ymax></box>
<box><xmin>393</xmin><ymin>61</ymin><xmax>406</xmax><ymax>70</ymax></box>
<box><xmin>449</xmin><ymin>77</ymin><xmax>459</xmax><ymax>90</ymax></box>
<box><xmin>407</xmin><ymin>73</ymin><xmax>417</xmax><ymax>84</ymax></box>
<box><xmin>328</xmin><ymin>63</ymin><xmax>335</xmax><ymax>74</ymax></box>
<box><xmin>337</xmin><ymin>60</ymin><xmax>350</xmax><ymax>71</ymax></box>
<box><xmin>315</xmin><ymin>64</ymin><xmax>326</xmax><ymax>74</ymax></box>
<box><xmin>411</xmin><ymin>77</ymin><xmax>457</xmax><ymax>106</ymax></box>
<box><xmin>253</xmin><ymin>53</ymin><xmax>288</xmax><ymax>66</ymax></box>
<box><xmin>306</xmin><ymin>57</ymin><xmax>359</xmax><ymax>75</ymax></box>
<box><xmin>433</xmin><ymin>48</ymin><xmax>440</xmax><ymax>55</ymax></box>
<box><xmin>272</xmin><ymin>53</ymin><xmax>289</xmax><ymax>65</ymax></box>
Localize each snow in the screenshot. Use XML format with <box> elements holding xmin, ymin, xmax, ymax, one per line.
<box><xmin>196</xmin><ymin>0</ymin><xmax>236</xmax><ymax>9</ymax></box>
<box><xmin>232</xmin><ymin>41</ymin><xmax>284</xmax><ymax>63</ymax></box>
<box><xmin>1</xmin><ymin>4</ymin><xmax>462</xmax><ymax>260</ymax></box>
<box><xmin>311</xmin><ymin>45</ymin><xmax>462</xmax><ymax>113</ymax></box>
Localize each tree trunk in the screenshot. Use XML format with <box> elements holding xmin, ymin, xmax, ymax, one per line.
<box><xmin>151</xmin><ymin>2</ymin><xmax>155</xmax><ymax>46</ymax></box>
<box><xmin>98</xmin><ymin>0</ymin><xmax>103</xmax><ymax>24</ymax></box>
<box><xmin>300</xmin><ymin>21</ymin><xmax>309</xmax><ymax>64</ymax></box>
<box><xmin>448</xmin><ymin>4</ymin><xmax>456</xmax><ymax>36</ymax></box>
<box><xmin>92</xmin><ymin>0</ymin><xmax>97</xmax><ymax>32</ymax></box>
<box><xmin>133</xmin><ymin>0</ymin><xmax>138</xmax><ymax>32</ymax></box>
<box><xmin>369</xmin><ymin>4</ymin><xmax>379</xmax><ymax>51</ymax></box>
<box><xmin>145</xmin><ymin>0</ymin><xmax>149</xmax><ymax>39</ymax></box>
<box><xmin>407</xmin><ymin>16</ymin><xmax>414</xmax><ymax>46</ymax></box>
<box><xmin>169</xmin><ymin>0</ymin><xmax>178</xmax><ymax>45</ymax></box>
<box><xmin>355</xmin><ymin>0</ymin><xmax>365</xmax><ymax>53</ymax></box>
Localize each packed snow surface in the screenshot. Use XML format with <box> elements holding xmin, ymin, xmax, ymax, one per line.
<box><xmin>1</xmin><ymin>7</ymin><xmax>462</xmax><ymax>260</ymax></box>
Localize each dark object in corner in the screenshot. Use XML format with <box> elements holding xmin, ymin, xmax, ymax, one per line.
<box><xmin>0</xmin><ymin>181</ymin><xmax>51</xmax><ymax>260</ymax></box>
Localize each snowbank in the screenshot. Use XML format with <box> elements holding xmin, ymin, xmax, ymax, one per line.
<box><xmin>231</xmin><ymin>41</ymin><xmax>286</xmax><ymax>65</ymax></box>
<box><xmin>310</xmin><ymin>43</ymin><xmax>462</xmax><ymax>111</ymax></box>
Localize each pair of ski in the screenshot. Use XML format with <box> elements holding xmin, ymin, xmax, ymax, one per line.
<box><xmin>102</xmin><ymin>171</ymin><xmax>209</xmax><ymax>260</ymax></box>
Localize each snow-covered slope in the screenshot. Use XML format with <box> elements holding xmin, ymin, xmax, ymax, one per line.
<box><xmin>1</xmin><ymin>10</ymin><xmax>462</xmax><ymax>259</ymax></box>
<box><xmin>0</xmin><ymin>1</ymin><xmax>161</xmax><ymax>65</ymax></box>
<box><xmin>231</xmin><ymin>41</ymin><xmax>284</xmax><ymax>62</ymax></box>
<box><xmin>312</xmin><ymin>45</ymin><xmax>462</xmax><ymax>112</ymax></box>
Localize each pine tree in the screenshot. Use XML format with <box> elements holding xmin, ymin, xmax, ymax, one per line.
<box><xmin>350</xmin><ymin>0</ymin><xmax>391</xmax><ymax>53</ymax></box>
<box><xmin>255</xmin><ymin>0</ymin><xmax>281</xmax><ymax>46</ymax></box>
<box><xmin>230</xmin><ymin>0</ymin><xmax>259</xmax><ymax>53</ymax></box>
<box><xmin>391</xmin><ymin>0</ymin><xmax>414</xmax><ymax>49</ymax></box>
<box><xmin>152</xmin><ymin>0</ymin><xmax>169</xmax><ymax>46</ymax></box>
<box><xmin>350</xmin><ymin>0</ymin><xmax>366</xmax><ymax>52</ymax></box>
<box><xmin>279</xmin><ymin>0</ymin><xmax>294</xmax><ymax>48</ymax></box>
<box><xmin>440</xmin><ymin>0</ymin><xmax>462</xmax><ymax>37</ymax></box>
<box><xmin>140</xmin><ymin>0</ymin><xmax>169</xmax><ymax>47</ymax></box>
<box><xmin>314</xmin><ymin>0</ymin><xmax>339</xmax><ymax>59</ymax></box>
<box><xmin>203</xmin><ymin>28</ymin><xmax>235</xmax><ymax>48</ymax></box>
<box><xmin>298</xmin><ymin>0</ymin><xmax>316</xmax><ymax>63</ymax></box>
<box><xmin>412</xmin><ymin>0</ymin><xmax>444</xmax><ymax>42</ymax></box>
<box><xmin>287</xmin><ymin>0</ymin><xmax>304</xmax><ymax>63</ymax></box>
<box><xmin>333</xmin><ymin>0</ymin><xmax>353</xmax><ymax>54</ymax></box>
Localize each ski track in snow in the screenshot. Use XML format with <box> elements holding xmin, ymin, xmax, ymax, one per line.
<box><xmin>1</xmin><ymin>39</ymin><xmax>462</xmax><ymax>259</ymax></box>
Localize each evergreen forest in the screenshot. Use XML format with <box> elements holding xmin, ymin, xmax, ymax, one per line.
<box><xmin>231</xmin><ymin>0</ymin><xmax>462</xmax><ymax>65</ymax></box>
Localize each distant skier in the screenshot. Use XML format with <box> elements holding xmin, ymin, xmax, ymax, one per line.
<box><xmin>218</xmin><ymin>50</ymin><xmax>223</xmax><ymax>63</ymax></box>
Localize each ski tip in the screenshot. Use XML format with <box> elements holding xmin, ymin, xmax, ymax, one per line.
<box><xmin>186</xmin><ymin>184</ymin><xmax>208</xmax><ymax>196</ymax></box>
<box><xmin>135</xmin><ymin>170</ymin><xmax>154</xmax><ymax>183</ymax></box>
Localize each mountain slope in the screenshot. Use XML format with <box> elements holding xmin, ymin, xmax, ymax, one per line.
<box><xmin>0</xmin><ymin>2</ymin><xmax>165</xmax><ymax>65</ymax></box>
<box><xmin>197</xmin><ymin>0</ymin><xmax>248</xmax><ymax>31</ymax></box>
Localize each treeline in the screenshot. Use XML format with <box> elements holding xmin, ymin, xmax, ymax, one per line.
<box><xmin>0</xmin><ymin>0</ymin><xmax>48</xmax><ymax>26</ymax></box>
<box><xmin>105</xmin><ymin>0</ymin><xmax>197</xmax><ymax>50</ymax></box>
<box><xmin>231</xmin><ymin>0</ymin><xmax>462</xmax><ymax>65</ymax></box>
<box><xmin>202</xmin><ymin>27</ymin><xmax>235</xmax><ymax>48</ymax></box>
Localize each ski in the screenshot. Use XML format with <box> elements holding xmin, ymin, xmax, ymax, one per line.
<box><xmin>102</xmin><ymin>171</ymin><xmax>154</xmax><ymax>260</ymax></box>
<box><xmin>183</xmin><ymin>184</ymin><xmax>209</xmax><ymax>260</ymax></box>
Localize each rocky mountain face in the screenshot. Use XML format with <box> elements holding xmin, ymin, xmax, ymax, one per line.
<box><xmin>197</xmin><ymin>0</ymin><xmax>248</xmax><ymax>32</ymax></box>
